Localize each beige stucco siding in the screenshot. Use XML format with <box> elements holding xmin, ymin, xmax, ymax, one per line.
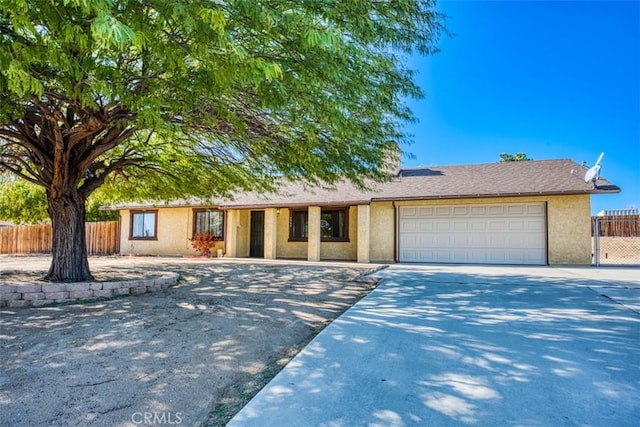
<box><xmin>224</xmin><ymin>208</ymin><xmax>250</xmax><ymax>257</ymax></box>
<box><xmin>119</xmin><ymin>207</ymin><xmax>224</xmax><ymax>257</ymax></box>
<box><xmin>393</xmin><ymin>194</ymin><xmax>592</xmax><ymax>265</ymax></box>
<box><xmin>546</xmin><ymin>195</ymin><xmax>592</xmax><ymax>264</ymax></box>
<box><xmin>370</xmin><ymin>201</ymin><xmax>395</xmax><ymax>262</ymax></box>
<box><xmin>320</xmin><ymin>207</ymin><xmax>357</xmax><ymax>260</ymax></box>
<box><xmin>235</xmin><ymin>210</ymin><xmax>250</xmax><ymax>257</ymax></box>
<box><xmin>272</xmin><ymin>207</ymin><xmax>357</xmax><ymax>260</ymax></box>
<box><xmin>276</xmin><ymin>208</ymin><xmax>307</xmax><ymax>258</ymax></box>
<box><xmin>118</xmin><ymin>194</ymin><xmax>592</xmax><ymax>265</ymax></box>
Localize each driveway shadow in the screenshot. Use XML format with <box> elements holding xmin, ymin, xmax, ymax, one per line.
<box><xmin>230</xmin><ymin>267</ymin><xmax>640</xmax><ymax>426</ymax></box>
<box><xmin>0</xmin><ymin>259</ymin><xmax>377</xmax><ymax>426</ymax></box>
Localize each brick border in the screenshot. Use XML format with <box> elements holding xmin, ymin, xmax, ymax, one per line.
<box><xmin>0</xmin><ymin>272</ymin><xmax>179</xmax><ymax>308</ymax></box>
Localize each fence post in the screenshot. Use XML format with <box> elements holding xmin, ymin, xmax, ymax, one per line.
<box><xmin>593</xmin><ymin>218</ymin><xmax>600</xmax><ymax>267</ymax></box>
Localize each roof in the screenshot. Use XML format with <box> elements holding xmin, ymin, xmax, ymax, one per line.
<box><xmin>104</xmin><ymin>159</ymin><xmax>620</xmax><ymax>210</ymax></box>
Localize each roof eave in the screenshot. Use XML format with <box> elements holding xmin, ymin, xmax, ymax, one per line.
<box><xmin>218</xmin><ymin>200</ymin><xmax>372</xmax><ymax>210</ymax></box>
<box><xmin>372</xmin><ymin>188</ymin><xmax>621</xmax><ymax>202</ymax></box>
<box><xmin>99</xmin><ymin>202</ymin><xmax>222</xmax><ymax>211</ymax></box>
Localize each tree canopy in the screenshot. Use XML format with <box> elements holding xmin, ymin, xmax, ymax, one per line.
<box><xmin>499</xmin><ymin>152</ymin><xmax>532</xmax><ymax>162</ymax></box>
<box><xmin>0</xmin><ymin>0</ymin><xmax>444</xmax><ymax>281</ymax></box>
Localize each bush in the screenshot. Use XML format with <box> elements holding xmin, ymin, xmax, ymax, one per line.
<box><xmin>189</xmin><ymin>233</ymin><xmax>217</xmax><ymax>257</ymax></box>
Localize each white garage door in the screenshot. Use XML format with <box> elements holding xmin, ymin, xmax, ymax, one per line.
<box><xmin>399</xmin><ymin>203</ymin><xmax>546</xmax><ymax>265</ymax></box>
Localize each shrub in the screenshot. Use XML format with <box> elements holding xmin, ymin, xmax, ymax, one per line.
<box><xmin>189</xmin><ymin>233</ymin><xmax>216</xmax><ymax>257</ymax></box>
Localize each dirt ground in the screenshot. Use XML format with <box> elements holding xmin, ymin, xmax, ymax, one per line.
<box><xmin>593</xmin><ymin>237</ymin><xmax>640</xmax><ymax>265</ymax></box>
<box><xmin>0</xmin><ymin>256</ymin><xmax>381</xmax><ymax>426</ymax></box>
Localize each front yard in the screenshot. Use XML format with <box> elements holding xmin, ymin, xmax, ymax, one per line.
<box><xmin>0</xmin><ymin>257</ymin><xmax>379</xmax><ymax>426</ymax></box>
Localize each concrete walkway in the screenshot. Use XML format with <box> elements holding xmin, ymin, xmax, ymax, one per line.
<box><xmin>229</xmin><ymin>265</ymin><xmax>640</xmax><ymax>426</ymax></box>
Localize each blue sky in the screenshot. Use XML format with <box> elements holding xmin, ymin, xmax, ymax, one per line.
<box><xmin>403</xmin><ymin>0</ymin><xmax>639</xmax><ymax>214</ymax></box>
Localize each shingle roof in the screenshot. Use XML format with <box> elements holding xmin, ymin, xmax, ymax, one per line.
<box><xmin>104</xmin><ymin>159</ymin><xmax>620</xmax><ymax>210</ymax></box>
<box><xmin>217</xmin><ymin>159</ymin><xmax>619</xmax><ymax>208</ymax></box>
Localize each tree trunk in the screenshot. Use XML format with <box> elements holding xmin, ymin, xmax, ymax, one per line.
<box><xmin>45</xmin><ymin>190</ymin><xmax>93</xmax><ymax>282</ymax></box>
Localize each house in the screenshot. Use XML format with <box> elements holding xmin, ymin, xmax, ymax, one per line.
<box><xmin>107</xmin><ymin>159</ymin><xmax>620</xmax><ymax>266</ymax></box>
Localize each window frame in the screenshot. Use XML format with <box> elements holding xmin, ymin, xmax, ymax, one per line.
<box><xmin>192</xmin><ymin>208</ymin><xmax>225</xmax><ymax>240</ymax></box>
<box><xmin>288</xmin><ymin>207</ymin><xmax>350</xmax><ymax>242</ymax></box>
<box><xmin>129</xmin><ymin>210</ymin><xmax>158</xmax><ymax>240</ymax></box>
<box><xmin>288</xmin><ymin>209</ymin><xmax>309</xmax><ymax>242</ymax></box>
<box><xmin>320</xmin><ymin>208</ymin><xmax>350</xmax><ymax>242</ymax></box>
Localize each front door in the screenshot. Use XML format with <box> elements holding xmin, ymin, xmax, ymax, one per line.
<box><xmin>250</xmin><ymin>211</ymin><xmax>265</xmax><ymax>258</ymax></box>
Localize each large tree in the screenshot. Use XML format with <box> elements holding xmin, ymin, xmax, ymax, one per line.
<box><xmin>499</xmin><ymin>152</ymin><xmax>532</xmax><ymax>162</ymax></box>
<box><xmin>0</xmin><ymin>0</ymin><xmax>443</xmax><ymax>281</ymax></box>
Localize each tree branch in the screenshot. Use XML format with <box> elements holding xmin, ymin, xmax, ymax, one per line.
<box><xmin>78</xmin><ymin>157</ymin><xmax>144</xmax><ymax>197</ymax></box>
<box><xmin>0</xmin><ymin>161</ymin><xmax>46</xmax><ymax>187</ymax></box>
<box><xmin>1</xmin><ymin>126</ymin><xmax>53</xmax><ymax>171</ymax></box>
<box><xmin>76</xmin><ymin>126</ymin><xmax>137</xmax><ymax>173</ymax></box>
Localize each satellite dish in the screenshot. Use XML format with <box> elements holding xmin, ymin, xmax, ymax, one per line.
<box><xmin>584</xmin><ymin>152</ymin><xmax>604</xmax><ymax>186</ymax></box>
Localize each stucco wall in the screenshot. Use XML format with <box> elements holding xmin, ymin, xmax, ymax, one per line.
<box><xmin>119</xmin><ymin>194</ymin><xmax>592</xmax><ymax>265</ymax></box>
<box><xmin>271</xmin><ymin>207</ymin><xmax>357</xmax><ymax>260</ymax></box>
<box><xmin>236</xmin><ymin>210</ymin><xmax>250</xmax><ymax>257</ymax></box>
<box><xmin>370</xmin><ymin>202</ymin><xmax>395</xmax><ymax>262</ymax></box>
<box><xmin>320</xmin><ymin>207</ymin><xmax>358</xmax><ymax>260</ymax></box>
<box><xmin>546</xmin><ymin>195</ymin><xmax>592</xmax><ymax>264</ymax></box>
<box><xmin>119</xmin><ymin>207</ymin><xmax>224</xmax><ymax>257</ymax></box>
<box><xmin>276</xmin><ymin>208</ymin><xmax>307</xmax><ymax>259</ymax></box>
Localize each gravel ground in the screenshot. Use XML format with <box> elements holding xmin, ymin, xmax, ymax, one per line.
<box><xmin>0</xmin><ymin>256</ymin><xmax>380</xmax><ymax>426</ymax></box>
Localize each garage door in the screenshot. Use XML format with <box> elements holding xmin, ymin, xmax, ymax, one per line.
<box><xmin>399</xmin><ymin>203</ymin><xmax>546</xmax><ymax>265</ymax></box>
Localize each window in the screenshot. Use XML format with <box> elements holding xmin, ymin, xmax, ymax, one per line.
<box><xmin>290</xmin><ymin>210</ymin><xmax>308</xmax><ymax>240</ymax></box>
<box><xmin>193</xmin><ymin>209</ymin><xmax>224</xmax><ymax>240</ymax></box>
<box><xmin>321</xmin><ymin>209</ymin><xmax>348</xmax><ymax>240</ymax></box>
<box><xmin>130</xmin><ymin>211</ymin><xmax>157</xmax><ymax>240</ymax></box>
<box><xmin>289</xmin><ymin>208</ymin><xmax>348</xmax><ymax>242</ymax></box>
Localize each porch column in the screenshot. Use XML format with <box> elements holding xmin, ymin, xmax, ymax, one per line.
<box><xmin>308</xmin><ymin>206</ymin><xmax>321</xmax><ymax>261</ymax></box>
<box><xmin>357</xmin><ymin>204</ymin><xmax>371</xmax><ymax>263</ymax></box>
<box><xmin>264</xmin><ymin>208</ymin><xmax>278</xmax><ymax>259</ymax></box>
<box><xmin>225</xmin><ymin>209</ymin><xmax>238</xmax><ymax>257</ymax></box>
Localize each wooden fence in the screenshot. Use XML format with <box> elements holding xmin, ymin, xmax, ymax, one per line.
<box><xmin>0</xmin><ymin>221</ymin><xmax>119</xmax><ymax>255</ymax></box>
<box><xmin>591</xmin><ymin>215</ymin><xmax>640</xmax><ymax>237</ymax></box>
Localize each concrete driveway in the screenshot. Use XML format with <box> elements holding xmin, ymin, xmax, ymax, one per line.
<box><xmin>229</xmin><ymin>265</ymin><xmax>640</xmax><ymax>426</ymax></box>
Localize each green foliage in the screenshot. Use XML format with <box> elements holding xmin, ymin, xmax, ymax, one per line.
<box><xmin>499</xmin><ymin>152</ymin><xmax>532</xmax><ymax>162</ymax></box>
<box><xmin>1</xmin><ymin>0</ymin><xmax>444</xmax><ymax>201</ymax></box>
<box><xmin>85</xmin><ymin>190</ymin><xmax>120</xmax><ymax>222</ymax></box>
<box><xmin>0</xmin><ymin>178</ymin><xmax>48</xmax><ymax>223</ymax></box>
<box><xmin>0</xmin><ymin>178</ymin><xmax>118</xmax><ymax>223</ymax></box>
